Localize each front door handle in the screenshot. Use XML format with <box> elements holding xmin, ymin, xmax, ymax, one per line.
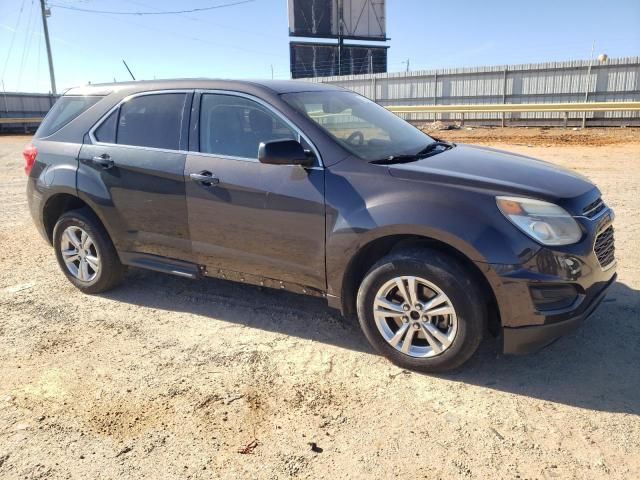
<box><xmin>91</xmin><ymin>154</ymin><xmax>114</xmax><ymax>169</ymax></box>
<box><xmin>190</xmin><ymin>171</ymin><xmax>219</xmax><ymax>186</ymax></box>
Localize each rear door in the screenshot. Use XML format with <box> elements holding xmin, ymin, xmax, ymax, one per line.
<box><xmin>184</xmin><ymin>91</ymin><xmax>326</xmax><ymax>290</ymax></box>
<box><xmin>78</xmin><ymin>91</ymin><xmax>193</xmax><ymax>261</ymax></box>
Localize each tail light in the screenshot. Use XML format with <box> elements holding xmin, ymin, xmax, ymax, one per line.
<box><xmin>23</xmin><ymin>144</ymin><xmax>38</xmax><ymax>175</ymax></box>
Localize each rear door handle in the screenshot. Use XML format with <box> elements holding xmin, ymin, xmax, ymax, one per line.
<box><xmin>190</xmin><ymin>171</ymin><xmax>219</xmax><ymax>186</ymax></box>
<box><xmin>91</xmin><ymin>154</ymin><xmax>114</xmax><ymax>169</ymax></box>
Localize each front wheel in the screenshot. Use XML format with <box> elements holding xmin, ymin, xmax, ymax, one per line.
<box><xmin>356</xmin><ymin>248</ymin><xmax>486</xmax><ymax>372</ymax></box>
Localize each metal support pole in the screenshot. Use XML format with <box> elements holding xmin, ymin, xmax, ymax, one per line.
<box><xmin>337</xmin><ymin>0</ymin><xmax>343</xmax><ymax>76</ymax></box>
<box><xmin>501</xmin><ymin>68</ymin><xmax>507</xmax><ymax>128</ymax></box>
<box><xmin>563</xmin><ymin>111</ymin><xmax>568</xmax><ymax>129</ymax></box>
<box><xmin>582</xmin><ymin>41</ymin><xmax>595</xmax><ymax>129</ymax></box>
<box><xmin>433</xmin><ymin>71</ymin><xmax>437</xmax><ymax>122</ymax></box>
<box><xmin>39</xmin><ymin>0</ymin><xmax>57</xmax><ymax>95</ymax></box>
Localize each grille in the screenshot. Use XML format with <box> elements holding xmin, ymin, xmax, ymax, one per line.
<box><xmin>583</xmin><ymin>197</ymin><xmax>605</xmax><ymax>218</ymax></box>
<box><xmin>594</xmin><ymin>226</ymin><xmax>615</xmax><ymax>268</ymax></box>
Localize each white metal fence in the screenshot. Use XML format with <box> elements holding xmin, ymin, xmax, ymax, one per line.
<box><xmin>308</xmin><ymin>56</ymin><xmax>640</xmax><ymax>126</ymax></box>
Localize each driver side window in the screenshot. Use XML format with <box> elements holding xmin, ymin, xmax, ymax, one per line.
<box><xmin>199</xmin><ymin>94</ymin><xmax>298</xmax><ymax>159</ymax></box>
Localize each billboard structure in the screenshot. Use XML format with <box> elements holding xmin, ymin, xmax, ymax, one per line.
<box><xmin>290</xmin><ymin>42</ymin><xmax>388</xmax><ymax>78</ymax></box>
<box><xmin>288</xmin><ymin>0</ymin><xmax>386</xmax><ymax>40</ymax></box>
<box><xmin>288</xmin><ymin>0</ymin><xmax>388</xmax><ymax>78</ymax></box>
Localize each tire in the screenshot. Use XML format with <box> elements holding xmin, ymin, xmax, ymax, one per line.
<box><xmin>356</xmin><ymin>248</ymin><xmax>486</xmax><ymax>372</ymax></box>
<box><xmin>52</xmin><ymin>207</ymin><xmax>126</xmax><ymax>293</ymax></box>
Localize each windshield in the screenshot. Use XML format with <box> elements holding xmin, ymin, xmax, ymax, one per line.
<box><xmin>281</xmin><ymin>91</ymin><xmax>434</xmax><ymax>161</ymax></box>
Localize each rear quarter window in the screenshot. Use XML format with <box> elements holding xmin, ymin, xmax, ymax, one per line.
<box><xmin>36</xmin><ymin>95</ymin><xmax>103</xmax><ymax>137</ymax></box>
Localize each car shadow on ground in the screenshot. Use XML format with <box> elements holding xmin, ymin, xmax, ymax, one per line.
<box><xmin>103</xmin><ymin>270</ymin><xmax>640</xmax><ymax>415</ymax></box>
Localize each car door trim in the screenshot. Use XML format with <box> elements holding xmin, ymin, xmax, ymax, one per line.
<box><xmin>88</xmin><ymin>89</ymin><xmax>324</xmax><ymax>169</ymax></box>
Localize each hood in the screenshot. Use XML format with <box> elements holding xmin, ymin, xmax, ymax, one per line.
<box><xmin>387</xmin><ymin>144</ymin><xmax>595</xmax><ymax>201</ymax></box>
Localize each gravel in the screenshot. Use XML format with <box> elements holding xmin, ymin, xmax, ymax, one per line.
<box><xmin>1</xmin><ymin>133</ymin><xmax>639</xmax><ymax>479</ymax></box>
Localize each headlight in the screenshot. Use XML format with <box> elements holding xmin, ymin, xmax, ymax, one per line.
<box><xmin>496</xmin><ymin>196</ymin><xmax>582</xmax><ymax>246</ymax></box>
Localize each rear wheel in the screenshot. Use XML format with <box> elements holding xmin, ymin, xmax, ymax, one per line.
<box><xmin>53</xmin><ymin>208</ymin><xmax>125</xmax><ymax>293</ymax></box>
<box><xmin>356</xmin><ymin>248</ymin><xmax>486</xmax><ymax>372</ymax></box>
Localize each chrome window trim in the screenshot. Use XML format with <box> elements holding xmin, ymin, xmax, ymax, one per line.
<box><xmin>87</xmin><ymin>88</ymin><xmax>325</xmax><ymax>169</ymax></box>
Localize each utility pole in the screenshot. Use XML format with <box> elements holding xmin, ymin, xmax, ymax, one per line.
<box><xmin>402</xmin><ymin>58</ymin><xmax>410</xmax><ymax>73</ymax></box>
<box><xmin>270</xmin><ymin>64</ymin><xmax>274</xmax><ymax>80</ymax></box>
<box><xmin>39</xmin><ymin>0</ymin><xmax>57</xmax><ymax>95</ymax></box>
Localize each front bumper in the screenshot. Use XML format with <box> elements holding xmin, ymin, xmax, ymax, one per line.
<box><xmin>502</xmin><ymin>273</ymin><xmax>615</xmax><ymax>354</ymax></box>
<box><xmin>477</xmin><ymin>205</ymin><xmax>617</xmax><ymax>354</ymax></box>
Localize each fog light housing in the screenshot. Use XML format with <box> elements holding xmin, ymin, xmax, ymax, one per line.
<box><xmin>529</xmin><ymin>284</ymin><xmax>579</xmax><ymax>311</ymax></box>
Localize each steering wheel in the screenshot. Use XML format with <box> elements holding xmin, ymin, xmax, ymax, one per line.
<box><xmin>345</xmin><ymin>131</ymin><xmax>365</xmax><ymax>146</ymax></box>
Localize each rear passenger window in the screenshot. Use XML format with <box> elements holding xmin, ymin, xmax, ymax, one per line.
<box><xmin>94</xmin><ymin>109</ymin><xmax>117</xmax><ymax>143</ymax></box>
<box><xmin>199</xmin><ymin>94</ymin><xmax>297</xmax><ymax>158</ymax></box>
<box><xmin>116</xmin><ymin>93</ymin><xmax>188</xmax><ymax>150</ymax></box>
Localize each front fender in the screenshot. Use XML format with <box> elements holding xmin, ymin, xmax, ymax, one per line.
<box><xmin>324</xmin><ymin>159</ymin><xmax>540</xmax><ymax>300</ymax></box>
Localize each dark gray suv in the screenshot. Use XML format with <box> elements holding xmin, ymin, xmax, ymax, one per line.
<box><xmin>25</xmin><ymin>79</ymin><xmax>616</xmax><ymax>371</ymax></box>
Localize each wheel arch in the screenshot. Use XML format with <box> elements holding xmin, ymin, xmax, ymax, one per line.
<box><xmin>42</xmin><ymin>193</ymin><xmax>113</xmax><ymax>248</ymax></box>
<box><xmin>339</xmin><ymin>233</ymin><xmax>502</xmax><ymax>336</ymax></box>
<box><xmin>42</xmin><ymin>193</ymin><xmax>88</xmax><ymax>244</ymax></box>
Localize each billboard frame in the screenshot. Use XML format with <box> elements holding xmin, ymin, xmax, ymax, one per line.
<box><xmin>289</xmin><ymin>41</ymin><xmax>389</xmax><ymax>79</ymax></box>
<box><xmin>287</xmin><ymin>0</ymin><xmax>389</xmax><ymax>77</ymax></box>
<box><xmin>287</xmin><ymin>0</ymin><xmax>389</xmax><ymax>41</ymax></box>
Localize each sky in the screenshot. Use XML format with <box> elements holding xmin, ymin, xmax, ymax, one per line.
<box><xmin>1</xmin><ymin>0</ymin><xmax>639</xmax><ymax>93</ymax></box>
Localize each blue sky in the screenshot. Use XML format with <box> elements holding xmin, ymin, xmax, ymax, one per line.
<box><xmin>1</xmin><ymin>0</ymin><xmax>639</xmax><ymax>93</ymax></box>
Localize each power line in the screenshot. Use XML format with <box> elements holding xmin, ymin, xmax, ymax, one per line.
<box><xmin>17</xmin><ymin>1</ymin><xmax>37</xmax><ymax>88</ymax></box>
<box><xmin>124</xmin><ymin>0</ymin><xmax>281</xmax><ymax>40</ymax></box>
<box><xmin>36</xmin><ymin>23</ymin><xmax>42</xmax><ymax>90</ymax></box>
<box><xmin>1</xmin><ymin>0</ymin><xmax>26</xmax><ymax>85</ymax></box>
<box><xmin>48</xmin><ymin>0</ymin><xmax>255</xmax><ymax>15</ymax></box>
<box><xmin>62</xmin><ymin>6</ymin><xmax>286</xmax><ymax>60</ymax></box>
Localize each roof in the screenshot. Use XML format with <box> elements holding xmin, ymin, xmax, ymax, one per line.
<box><xmin>65</xmin><ymin>78</ymin><xmax>344</xmax><ymax>96</ymax></box>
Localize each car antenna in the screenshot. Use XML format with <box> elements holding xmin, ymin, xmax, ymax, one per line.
<box><xmin>122</xmin><ymin>60</ymin><xmax>136</xmax><ymax>81</ymax></box>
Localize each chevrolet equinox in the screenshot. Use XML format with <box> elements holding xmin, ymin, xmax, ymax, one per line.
<box><xmin>25</xmin><ymin>80</ymin><xmax>617</xmax><ymax>371</ymax></box>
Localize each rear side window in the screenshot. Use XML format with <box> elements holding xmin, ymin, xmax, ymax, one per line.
<box><xmin>116</xmin><ymin>93</ymin><xmax>188</xmax><ymax>150</ymax></box>
<box><xmin>37</xmin><ymin>95</ymin><xmax>102</xmax><ymax>137</ymax></box>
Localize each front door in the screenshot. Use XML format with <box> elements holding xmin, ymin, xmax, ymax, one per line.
<box><xmin>78</xmin><ymin>91</ymin><xmax>193</xmax><ymax>261</ymax></box>
<box><xmin>184</xmin><ymin>92</ymin><xmax>325</xmax><ymax>290</ymax></box>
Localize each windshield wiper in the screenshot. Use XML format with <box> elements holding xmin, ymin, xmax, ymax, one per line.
<box><xmin>416</xmin><ymin>140</ymin><xmax>454</xmax><ymax>155</ymax></box>
<box><xmin>368</xmin><ymin>154</ymin><xmax>423</xmax><ymax>165</ymax></box>
<box><xmin>369</xmin><ymin>140</ymin><xmax>454</xmax><ymax>165</ymax></box>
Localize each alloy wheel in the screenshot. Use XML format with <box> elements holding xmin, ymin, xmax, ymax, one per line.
<box><xmin>60</xmin><ymin>226</ymin><xmax>100</xmax><ymax>282</ymax></box>
<box><xmin>373</xmin><ymin>276</ymin><xmax>458</xmax><ymax>358</ymax></box>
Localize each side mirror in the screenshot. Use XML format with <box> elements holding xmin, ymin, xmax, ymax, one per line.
<box><xmin>258</xmin><ymin>139</ymin><xmax>313</xmax><ymax>167</ymax></box>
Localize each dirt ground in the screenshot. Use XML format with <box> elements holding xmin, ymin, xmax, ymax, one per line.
<box><xmin>424</xmin><ymin>125</ymin><xmax>640</xmax><ymax>147</ymax></box>
<box><xmin>1</xmin><ymin>129</ymin><xmax>639</xmax><ymax>479</ymax></box>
